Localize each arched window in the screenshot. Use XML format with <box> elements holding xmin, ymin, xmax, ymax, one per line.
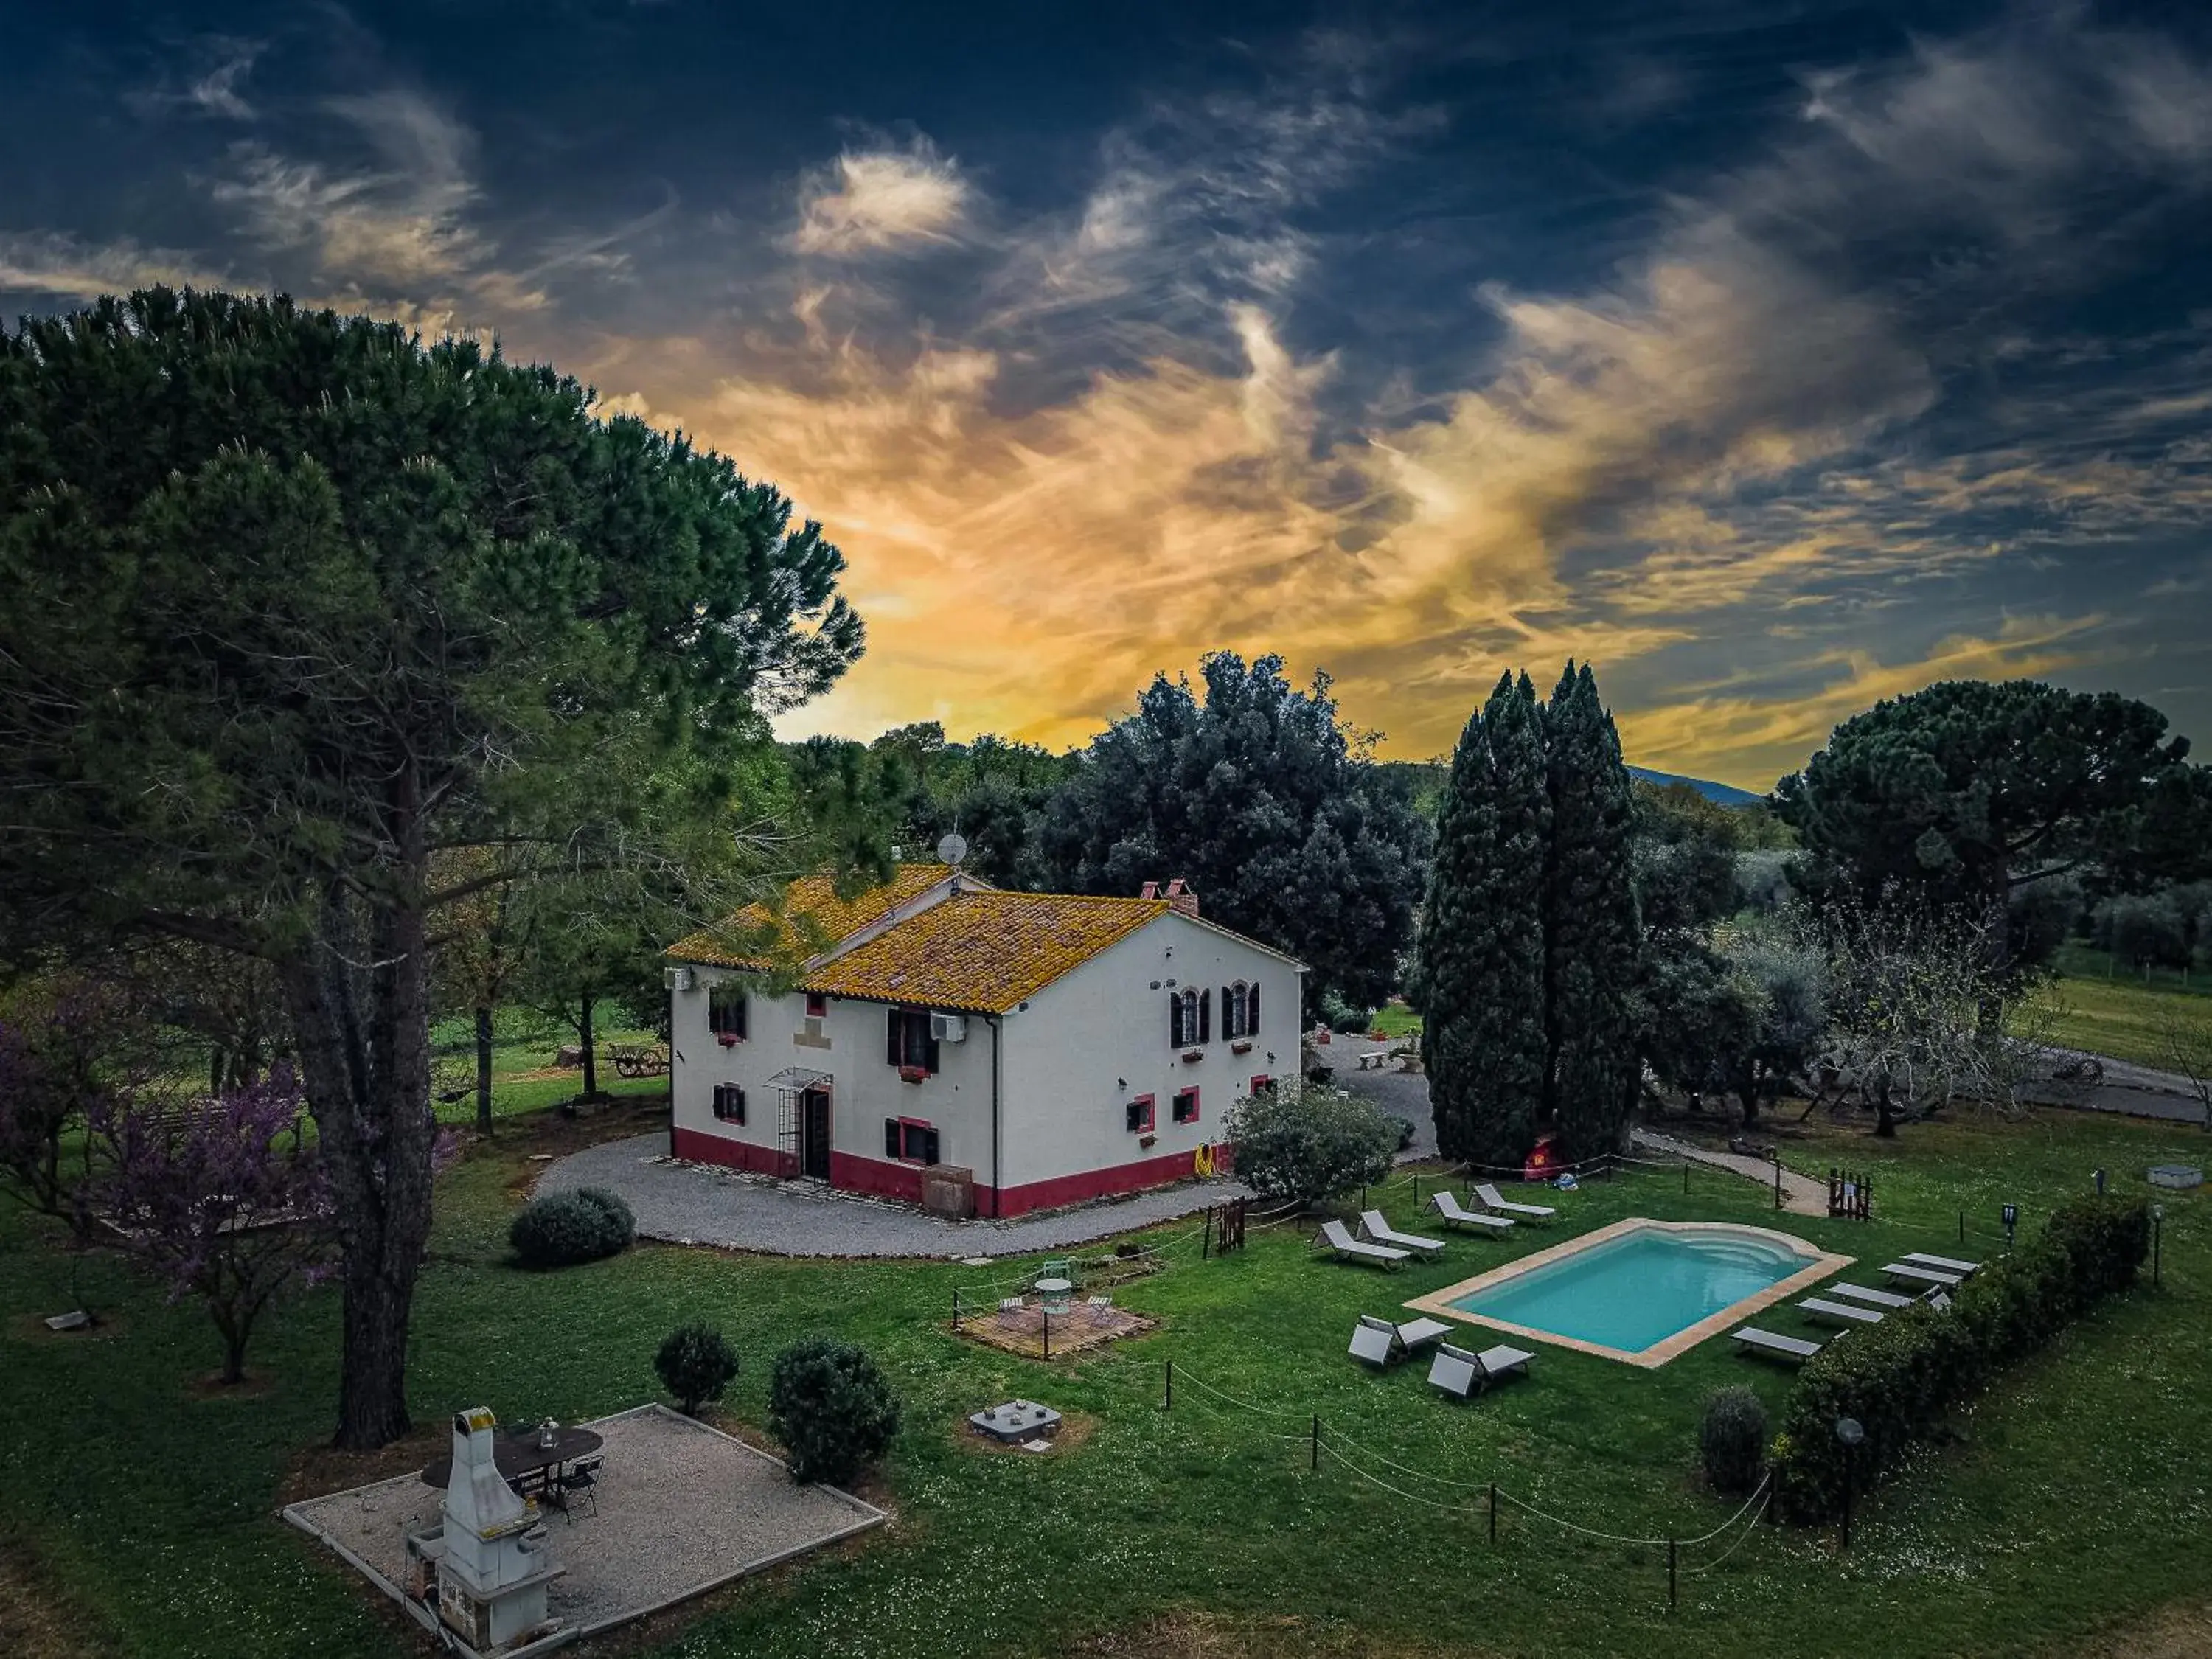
<box><xmin>1180</xmin><ymin>987</ymin><xmax>1200</xmax><ymax>1046</ymax></box>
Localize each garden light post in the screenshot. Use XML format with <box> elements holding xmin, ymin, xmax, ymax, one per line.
<box><xmin>1835</xmin><ymin>1416</ymin><xmax>1864</xmax><ymax>1548</ymax></box>
<box><xmin>2153</xmin><ymin>1204</ymin><xmax>2163</xmax><ymax>1288</ymax></box>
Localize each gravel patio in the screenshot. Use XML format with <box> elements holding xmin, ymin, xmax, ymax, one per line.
<box><xmin>538</xmin><ymin>1133</ymin><xmax>1252</xmax><ymax>1258</ymax></box>
<box><xmin>282</xmin><ymin>1405</ymin><xmax>884</xmax><ymax>1653</ymax></box>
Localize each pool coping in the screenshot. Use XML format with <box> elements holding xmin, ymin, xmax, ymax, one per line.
<box><xmin>1401</xmin><ymin>1217</ymin><xmax>1852</xmax><ymax>1369</ymax></box>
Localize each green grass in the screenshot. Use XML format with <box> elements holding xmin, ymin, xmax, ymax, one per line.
<box><xmin>1</xmin><ymin>1105</ymin><xmax>2206</xmax><ymax>1658</ymax></box>
<box><xmin>2034</xmin><ymin>946</ymin><xmax>2211</xmax><ymax>1069</ymax></box>
<box><xmin>425</xmin><ymin>1004</ymin><xmax>667</xmax><ymax>1123</ymax></box>
<box><xmin>1369</xmin><ymin>1002</ymin><xmax>1422</xmax><ymax>1039</ymax></box>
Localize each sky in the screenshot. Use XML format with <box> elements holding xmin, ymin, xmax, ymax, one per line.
<box><xmin>4</xmin><ymin>1</ymin><xmax>2210</xmax><ymax>789</ymax></box>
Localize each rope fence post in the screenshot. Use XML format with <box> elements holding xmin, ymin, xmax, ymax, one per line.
<box><xmin>1310</xmin><ymin>1414</ymin><xmax>1320</xmax><ymax>1472</ymax></box>
<box><xmin>1203</xmin><ymin>1206</ymin><xmax>1212</xmax><ymax>1261</ymax></box>
<box><xmin>1668</xmin><ymin>1537</ymin><xmax>1677</xmax><ymax>1609</ymax></box>
<box><xmin>1488</xmin><ymin>1481</ymin><xmax>1498</xmax><ymax>1544</ymax></box>
<box><xmin>1958</xmin><ymin>1209</ymin><xmax>1965</xmax><ymax>1245</ymax></box>
<box><xmin>1773</xmin><ymin>1152</ymin><xmax>1782</xmax><ymax>1211</ymax></box>
<box><xmin>951</xmin><ymin>1288</ymin><xmax>961</xmax><ymax>1332</ymax></box>
<box><xmin>1043</xmin><ymin>1309</ymin><xmax>1051</xmax><ymax>1361</ymax></box>
<box><xmin>1413</xmin><ymin>1173</ymin><xmax>1422</xmax><ymax>1208</ymax></box>
<box><xmin>1164</xmin><ymin>1358</ymin><xmax>1172</xmax><ymax>1411</ymax></box>
<box><xmin>1683</xmin><ymin>1159</ymin><xmax>1690</xmax><ymax>1196</ymax></box>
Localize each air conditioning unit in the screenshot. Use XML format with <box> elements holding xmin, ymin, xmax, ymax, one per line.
<box><xmin>929</xmin><ymin>1012</ymin><xmax>967</xmax><ymax>1044</ymax></box>
<box><xmin>664</xmin><ymin>966</ymin><xmax>695</xmax><ymax>992</ymax></box>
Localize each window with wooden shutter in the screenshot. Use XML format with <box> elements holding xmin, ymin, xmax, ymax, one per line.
<box><xmin>1249</xmin><ymin>981</ymin><xmax>1261</xmax><ymax>1032</ymax></box>
<box><xmin>712</xmin><ymin>1084</ymin><xmax>746</xmax><ymax>1122</ymax></box>
<box><xmin>883</xmin><ymin>1117</ymin><xmax>901</xmax><ymax>1158</ymax></box>
<box><xmin>1220</xmin><ymin>984</ymin><xmax>1233</xmax><ymax>1037</ymax></box>
<box><xmin>709</xmin><ymin>986</ymin><xmax>747</xmax><ymax>1039</ymax></box>
<box><xmin>1125</xmin><ymin>1095</ymin><xmax>1155</xmax><ymax>1133</ymax></box>
<box><xmin>1169</xmin><ymin>992</ymin><xmax>1184</xmax><ymax>1047</ymax></box>
<box><xmin>1172</xmin><ymin>1087</ymin><xmax>1199</xmax><ymax>1124</ymax></box>
<box><xmin>1199</xmin><ymin>987</ymin><xmax>1211</xmax><ymax>1042</ymax></box>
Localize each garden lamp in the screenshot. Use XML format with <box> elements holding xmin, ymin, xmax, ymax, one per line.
<box><xmin>1835</xmin><ymin>1416</ymin><xmax>1865</xmax><ymax>1548</ymax></box>
<box><xmin>2153</xmin><ymin>1204</ymin><xmax>2164</xmax><ymax>1288</ymax></box>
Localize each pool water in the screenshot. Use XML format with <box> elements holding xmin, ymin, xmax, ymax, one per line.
<box><xmin>1448</xmin><ymin>1225</ymin><xmax>1811</xmax><ymax>1356</ymax></box>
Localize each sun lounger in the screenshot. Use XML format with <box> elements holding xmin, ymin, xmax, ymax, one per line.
<box><xmin>1349</xmin><ymin>1313</ymin><xmax>1458</xmax><ymax>1367</ymax></box>
<box><xmin>1359</xmin><ymin>1209</ymin><xmax>1447</xmax><ymax>1259</ymax></box>
<box><xmin>1472</xmin><ymin>1182</ymin><xmax>1556</xmax><ymax>1220</ymax></box>
<box><xmin>1882</xmin><ymin>1262</ymin><xmax>1963</xmax><ymax>1289</ymax></box>
<box><xmin>1799</xmin><ymin>1296</ymin><xmax>1882</xmax><ymax>1326</ymax></box>
<box><xmin>1317</xmin><ymin>1218</ymin><xmax>1409</xmax><ymax>1269</ymax></box>
<box><xmin>1900</xmin><ymin>1251</ymin><xmax>1981</xmax><ymax>1277</ymax></box>
<box><xmin>1826</xmin><ymin>1282</ymin><xmax>1915</xmax><ymax>1310</ymax></box>
<box><xmin>1731</xmin><ymin>1326</ymin><xmax>1821</xmax><ymax>1364</ymax></box>
<box><xmin>1428</xmin><ymin>1341</ymin><xmax>1535</xmax><ymax>1399</ymax></box>
<box><xmin>1427</xmin><ymin>1191</ymin><xmax>1515</xmax><ymax>1234</ymax></box>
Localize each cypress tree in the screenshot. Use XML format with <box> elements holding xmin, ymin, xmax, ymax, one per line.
<box><xmin>1542</xmin><ymin>663</ymin><xmax>1643</xmax><ymax>1158</ymax></box>
<box><xmin>1417</xmin><ymin>673</ymin><xmax>1548</xmax><ymax>1165</ymax></box>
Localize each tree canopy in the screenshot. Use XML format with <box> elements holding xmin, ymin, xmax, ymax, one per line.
<box><xmin>0</xmin><ymin>288</ymin><xmax>862</xmax><ymax>1445</ymax></box>
<box><xmin>1033</xmin><ymin>653</ymin><xmax>1431</xmax><ymax>1012</ymax></box>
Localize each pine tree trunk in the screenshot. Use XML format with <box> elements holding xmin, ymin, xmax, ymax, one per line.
<box><xmin>280</xmin><ymin>880</ymin><xmax>437</xmax><ymax>1451</ymax></box>
<box><xmin>580</xmin><ymin>996</ymin><xmax>598</xmax><ymax>1098</ymax></box>
<box><xmin>475</xmin><ymin>1006</ymin><xmax>495</xmax><ymax>1134</ymax></box>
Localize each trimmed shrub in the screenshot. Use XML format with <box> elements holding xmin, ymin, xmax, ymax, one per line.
<box><xmin>767</xmin><ymin>1336</ymin><xmax>902</xmax><ymax>1486</ymax></box>
<box><xmin>1699</xmin><ymin>1386</ymin><xmax>1768</xmax><ymax>1496</ymax></box>
<box><xmin>655</xmin><ymin>1322</ymin><xmax>739</xmax><ymax>1415</ymax></box>
<box><xmin>1224</xmin><ymin>1085</ymin><xmax>1399</xmax><ymax>1207</ymax></box>
<box><xmin>1774</xmin><ymin>1194</ymin><xmax>2148</xmax><ymax>1521</ymax></box>
<box><xmin>509</xmin><ymin>1185</ymin><xmax>636</xmax><ymax>1269</ymax></box>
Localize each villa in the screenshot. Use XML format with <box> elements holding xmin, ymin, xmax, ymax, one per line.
<box><xmin>664</xmin><ymin>863</ymin><xmax>1305</xmax><ymax>1217</ymax></box>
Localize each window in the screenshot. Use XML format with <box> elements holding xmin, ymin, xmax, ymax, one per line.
<box><xmin>1124</xmin><ymin>1095</ymin><xmax>1155</xmax><ymax>1133</ymax></box>
<box><xmin>712</xmin><ymin>1084</ymin><xmax>746</xmax><ymax>1123</ymax></box>
<box><xmin>708</xmin><ymin>985</ymin><xmax>747</xmax><ymax>1040</ymax></box>
<box><xmin>883</xmin><ymin>1116</ymin><xmax>940</xmax><ymax>1164</ymax></box>
<box><xmin>1169</xmin><ymin>986</ymin><xmax>1211</xmax><ymax>1047</ymax></box>
<box><xmin>805</xmin><ymin>992</ymin><xmax>828</xmax><ymax>1019</ymax></box>
<box><xmin>1249</xmin><ymin>1074</ymin><xmax>1276</xmax><ymax>1099</ymax></box>
<box><xmin>886</xmin><ymin>1007</ymin><xmax>941</xmax><ymax>1074</ymax></box>
<box><xmin>1223</xmin><ymin>981</ymin><xmax>1256</xmax><ymax>1039</ymax></box>
<box><xmin>1172</xmin><ymin>1087</ymin><xmax>1200</xmax><ymax>1125</ymax></box>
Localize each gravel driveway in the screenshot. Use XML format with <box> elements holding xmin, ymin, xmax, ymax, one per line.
<box><xmin>1326</xmin><ymin>1037</ymin><xmax>1436</xmax><ymax>1158</ymax></box>
<box><xmin>537</xmin><ymin>1134</ymin><xmax>1251</xmax><ymax>1259</ymax></box>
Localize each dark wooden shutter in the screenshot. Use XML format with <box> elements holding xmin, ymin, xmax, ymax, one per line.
<box><xmin>1200</xmin><ymin>987</ymin><xmax>1211</xmax><ymax>1042</ymax></box>
<box><xmin>884</xmin><ymin>1118</ymin><xmax>901</xmax><ymax>1158</ymax></box>
<box><xmin>1249</xmin><ymin>982</ymin><xmax>1260</xmax><ymax>1032</ymax></box>
<box><xmin>1169</xmin><ymin>992</ymin><xmax>1183</xmax><ymax>1047</ymax></box>
<box><xmin>1220</xmin><ymin>986</ymin><xmax>1231</xmax><ymax>1036</ymax></box>
<box><xmin>888</xmin><ymin>1008</ymin><xmax>903</xmax><ymax>1066</ymax></box>
<box><xmin>924</xmin><ymin>1022</ymin><xmax>942</xmax><ymax>1074</ymax></box>
<box><xmin>922</xmin><ymin>1127</ymin><xmax>940</xmax><ymax>1165</ymax></box>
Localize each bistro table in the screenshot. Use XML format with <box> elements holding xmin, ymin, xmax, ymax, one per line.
<box><xmin>420</xmin><ymin>1424</ymin><xmax>605</xmax><ymax>1499</ymax></box>
<box><xmin>1033</xmin><ymin>1276</ymin><xmax>1074</xmax><ymax>1315</ymax></box>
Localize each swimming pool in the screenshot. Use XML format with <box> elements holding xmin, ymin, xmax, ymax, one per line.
<box><xmin>1403</xmin><ymin>1219</ymin><xmax>1850</xmax><ymax>1368</ymax></box>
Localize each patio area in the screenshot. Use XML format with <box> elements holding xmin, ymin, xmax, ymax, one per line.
<box><xmin>282</xmin><ymin>1405</ymin><xmax>886</xmax><ymax>1655</ymax></box>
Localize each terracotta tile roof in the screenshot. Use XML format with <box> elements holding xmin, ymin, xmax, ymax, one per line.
<box><xmin>667</xmin><ymin>864</ymin><xmax>955</xmax><ymax>969</ymax></box>
<box><xmin>804</xmin><ymin>890</ymin><xmax>1169</xmax><ymax>1014</ymax></box>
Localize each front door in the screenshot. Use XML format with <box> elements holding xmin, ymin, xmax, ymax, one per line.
<box><xmin>801</xmin><ymin>1089</ymin><xmax>832</xmax><ymax>1180</ymax></box>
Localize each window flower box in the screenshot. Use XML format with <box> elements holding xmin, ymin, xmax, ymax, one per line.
<box><xmin>1181</xmin><ymin>1048</ymin><xmax>1204</xmax><ymax>1064</ymax></box>
<box><xmin>898</xmin><ymin>1064</ymin><xmax>931</xmax><ymax>1085</ymax></box>
<box><xmin>716</xmin><ymin>1032</ymin><xmax>740</xmax><ymax>1048</ymax></box>
<box><xmin>1138</xmin><ymin>1133</ymin><xmax>1157</xmax><ymax>1150</ymax></box>
<box><xmin>1230</xmin><ymin>1039</ymin><xmax>1253</xmax><ymax>1055</ymax></box>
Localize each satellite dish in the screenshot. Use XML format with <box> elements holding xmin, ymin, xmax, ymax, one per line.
<box><xmin>936</xmin><ymin>832</ymin><xmax>969</xmax><ymax>867</ymax></box>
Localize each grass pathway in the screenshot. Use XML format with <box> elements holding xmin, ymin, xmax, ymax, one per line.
<box><xmin>1630</xmin><ymin>1126</ymin><xmax>1829</xmax><ymax>1215</ymax></box>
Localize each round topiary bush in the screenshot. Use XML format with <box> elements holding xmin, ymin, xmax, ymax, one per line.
<box><xmin>655</xmin><ymin>1322</ymin><xmax>740</xmax><ymax>1415</ymax></box>
<box><xmin>509</xmin><ymin>1185</ymin><xmax>636</xmax><ymax>1269</ymax></box>
<box><xmin>1700</xmin><ymin>1385</ymin><xmax>1769</xmax><ymax>1496</ymax></box>
<box><xmin>766</xmin><ymin>1336</ymin><xmax>902</xmax><ymax>1486</ymax></box>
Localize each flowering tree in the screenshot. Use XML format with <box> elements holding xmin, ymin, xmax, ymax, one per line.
<box><xmin>91</xmin><ymin>1071</ymin><xmax>335</xmax><ymax>1385</ymax></box>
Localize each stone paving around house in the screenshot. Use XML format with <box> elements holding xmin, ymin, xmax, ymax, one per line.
<box><xmin>538</xmin><ymin>1133</ymin><xmax>1251</xmax><ymax>1259</ymax></box>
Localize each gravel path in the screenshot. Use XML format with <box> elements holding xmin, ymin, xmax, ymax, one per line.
<box><xmin>1324</xmin><ymin>1037</ymin><xmax>1437</xmax><ymax>1158</ymax></box>
<box><xmin>538</xmin><ymin>1134</ymin><xmax>1250</xmax><ymax>1259</ymax></box>
<box><xmin>1630</xmin><ymin>1127</ymin><xmax>1829</xmax><ymax>1216</ymax></box>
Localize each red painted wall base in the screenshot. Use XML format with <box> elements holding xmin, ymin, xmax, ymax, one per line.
<box><xmin>670</xmin><ymin>1125</ymin><xmax>1231</xmax><ymax>1220</ymax></box>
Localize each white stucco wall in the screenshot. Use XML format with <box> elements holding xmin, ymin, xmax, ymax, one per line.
<box><xmin>997</xmin><ymin>911</ymin><xmax>1304</xmax><ymax>1190</ymax></box>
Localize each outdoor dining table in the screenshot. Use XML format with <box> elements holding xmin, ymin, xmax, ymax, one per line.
<box><xmin>419</xmin><ymin>1425</ymin><xmax>604</xmax><ymax>1495</ymax></box>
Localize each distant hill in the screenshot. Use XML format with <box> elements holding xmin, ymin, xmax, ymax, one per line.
<box><xmin>1626</xmin><ymin>767</ymin><xmax>1765</xmax><ymax>807</ymax></box>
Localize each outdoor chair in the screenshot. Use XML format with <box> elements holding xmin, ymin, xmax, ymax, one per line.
<box><xmin>1472</xmin><ymin>1183</ymin><xmax>1556</xmax><ymax>1220</ymax></box>
<box><xmin>996</xmin><ymin>1297</ymin><xmax>1024</xmax><ymax>1329</ymax></box>
<box><xmin>1315</xmin><ymin>1218</ymin><xmax>1408</xmax><ymax>1269</ymax></box>
<box><xmin>1357</xmin><ymin>1208</ymin><xmax>1447</xmax><ymax>1259</ymax></box>
<box><xmin>1349</xmin><ymin>1314</ymin><xmax>1457</xmax><ymax>1367</ymax></box>
<box><xmin>1729</xmin><ymin>1326</ymin><xmax>1821</xmax><ymax>1365</ymax></box>
<box><xmin>1427</xmin><ymin>1341</ymin><xmax>1534</xmax><ymax>1399</ymax></box>
<box><xmin>1037</xmin><ymin>1257</ymin><xmax>1075</xmax><ymax>1289</ymax></box>
<box><xmin>1899</xmin><ymin>1251</ymin><xmax>1981</xmax><ymax>1277</ymax></box>
<box><xmin>1882</xmin><ymin>1262</ymin><xmax>1964</xmax><ymax>1290</ymax></box>
<box><xmin>1826</xmin><ymin>1282</ymin><xmax>1915</xmax><ymax>1311</ymax></box>
<box><xmin>1427</xmin><ymin>1190</ymin><xmax>1515</xmax><ymax>1234</ymax></box>
<box><xmin>556</xmin><ymin>1456</ymin><xmax>601</xmax><ymax>1521</ymax></box>
<box><xmin>1798</xmin><ymin>1295</ymin><xmax>1882</xmax><ymax>1326</ymax></box>
<box><xmin>1084</xmin><ymin>1295</ymin><xmax>1114</xmax><ymax>1325</ymax></box>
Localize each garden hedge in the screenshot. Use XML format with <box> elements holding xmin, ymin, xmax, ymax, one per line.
<box><xmin>1773</xmin><ymin>1193</ymin><xmax>2149</xmax><ymax>1521</ymax></box>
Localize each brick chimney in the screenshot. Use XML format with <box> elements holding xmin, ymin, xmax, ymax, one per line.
<box><xmin>1164</xmin><ymin>877</ymin><xmax>1199</xmax><ymax>918</ymax></box>
<box><xmin>1139</xmin><ymin>880</ymin><xmax>1160</xmax><ymax>899</ymax></box>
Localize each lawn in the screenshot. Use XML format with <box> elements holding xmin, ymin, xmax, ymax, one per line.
<box><xmin>1</xmin><ymin>1102</ymin><xmax>2205</xmax><ymax>1659</ymax></box>
<box><xmin>425</xmin><ymin>1005</ymin><xmax>668</xmax><ymax>1124</ymax></box>
<box><xmin>2036</xmin><ymin>945</ymin><xmax>2211</xmax><ymax>1070</ymax></box>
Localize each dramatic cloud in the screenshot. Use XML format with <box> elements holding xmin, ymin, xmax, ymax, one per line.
<box><xmin>791</xmin><ymin>141</ymin><xmax>974</xmax><ymax>256</ymax></box>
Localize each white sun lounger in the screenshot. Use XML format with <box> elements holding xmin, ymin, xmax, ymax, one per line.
<box><xmin>1428</xmin><ymin>1341</ymin><xmax>1535</xmax><ymax>1399</ymax></box>
<box><xmin>1731</xmin><ymin>1326</ymin><xmax>1822</xmax><ymax>1364</ymax></box>
<box><xmin>1349</xmin><ymin>1313</ymin><xmax>1457</xmax><ymax>1366</ymax></box>
<box><xmin>1427</xmin><ymin>1191</ymin><xmax>1516</xmax><ymax>1234</ymax></box>
<box><xmin>1799</xmin><ymin>1296</ymin><xmax>1882</xmax><ymax>1326</ymax></box>
<box><xmin>1883</xmin><ymin>1262</ymin><xmax>1964</xmax><ymax>1289</ymax></box>
<box><xmin>1826</xmin><ymin>1282</ymin><xmax>1916</xmax><ymax>1310</ymax></box>
<box><xmin>1900</xmin><ymin>1251</ymin><xmax>1981</xmax><ymax>1277</ymax></box>
<box><xmin>1359</xmin><ymin>1209</ymin><xmax>1447</xmax><ymax>1259</ymax></box>
<box><xmin>1472</xmin><ymin>1182</ymin><xmax>1556</xmax><ymax>1220</ymax></box>
<box><xmin>1317</xmin><ymin>1218</ymin><xmax>1409</xmax><ymax>1269</ymax></box>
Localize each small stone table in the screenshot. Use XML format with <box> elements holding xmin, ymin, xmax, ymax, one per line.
<box><xmin>2149</xmin><ymin>1165</ymin><xmax>2203</xmax><ymax>1191</ymax></box>
<box><xmin>970</xmin><ymin>1399</ymin><xmax>1061</xmax><ymax>1444</ymax></box>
